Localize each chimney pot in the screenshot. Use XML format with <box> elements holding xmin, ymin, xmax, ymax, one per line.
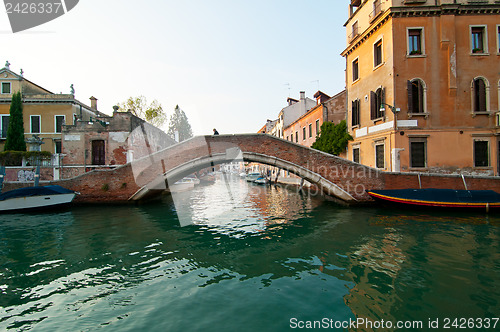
<box><xmin>300</xmin><ymin>91</ymin><xmax>305</xmax><ymax>100</ymax></box>
<box><xmin>90</xmin><ymin>96</ymin><xmax>98</xmax><ymax>110</ymax></box>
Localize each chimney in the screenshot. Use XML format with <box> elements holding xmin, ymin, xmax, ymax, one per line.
<box><xmin>300</xmin><ymin>91</ymin><xmax>305</xmax><ymax>101</ymax></box>
<box><xmin>90</xmin><ymin>96</ymin><xmax>98</xmax><ymax>110</ymax></box>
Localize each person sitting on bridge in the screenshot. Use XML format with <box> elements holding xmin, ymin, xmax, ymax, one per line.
<box><xmin>213</xmin><ymin>128</ymin><xmax>219</xmax><ymax>135</ymax></box>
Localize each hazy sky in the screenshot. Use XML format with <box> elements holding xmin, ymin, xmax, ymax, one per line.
<box><xmin>1</xmin><ymin>0</ymin><xmax>348</xmax><ymax>135</ymax></box>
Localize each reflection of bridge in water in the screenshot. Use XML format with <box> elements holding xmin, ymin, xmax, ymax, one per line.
<box><xmin>38</xmin><ymin>134</ymin><xmax>500</xmax><ymax>204</ymax></box>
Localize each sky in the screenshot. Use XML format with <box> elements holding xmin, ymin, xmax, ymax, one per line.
<box><xmin>1</xmin><ymin>0</ymin><xmax>349</xmax><ymax>135</ymax></box>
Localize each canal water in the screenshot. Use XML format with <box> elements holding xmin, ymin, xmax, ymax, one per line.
<box><xmin>0</xmin><ymin>175</ymin><xmax>499</xmax><ymax>331</ymax></box>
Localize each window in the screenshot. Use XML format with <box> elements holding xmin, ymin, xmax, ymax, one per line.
<box><xmin>54</xmin><ymin>140</ymin><xmax>62</xmax><ymax>154</ymax></box>
<box><xmin>316</xmin><ymin>119</ymin><xmax>320</xmax><ymax>135</ymax></box>
<box><xmin>352</xmin><ymin>99</ymin><xmax>360</xmax><ymax>126</ymax></box>
<box><xmin>410</xmin><ymin>139</ymin><xmax>426</xmax><ymax>168</ymax></box>
<box><xmin>471</xmin><ymin>26</ymin><xmax>486</xmax><ymax>53</ymax></box>
<box><xmin>408</xmin><ymin>79</ymin><xmax>425</xmax><ymax>113</ymax></box>
<box><xmin>375</xmin><ymin>144</ymin><xmax>385</xmax><ymax>169</ymax></box>
<box><xmin>308</xmin><ymin>124</ymin><xmax>312</xmax><ymax>138</ymax></box>
<box><xmin>55</xmin><ymin>115</ymin><xmax>65</xmax><ymax>133</ymax></box>
<box><xmin>370</xmin><ymin>88</ymin><xmax>384</xmax><ymax>120</ymax></box>
<box><xmin>408</xmin><ymin>28</ymin><xmax>423</xmax><ymax>55</ymax></box>
<box><xmin>30</xmin><ymin>115</ymin><xmax>41</xmax><ymax>133</ymax></box>
<box><xmin>302</xmin><ymin>127</ymin><xmax>306</xmax><ymax>140</ymax></box>
<box><xmin>472</xmin><ymin>77</ymin><xmax>487</xmax><ymax>112</ymax></box>
<box><xmin>1</xmin><ymin>115</ymin><xmax>9</xmax><ymax>138</ymax></box>
<box><xmin>1</xmin><ymin>82</ymin><xmax>11</xmax><ymax>94</ymax></box>
<box><xmin>290</xmin><ymin>134</ymin><xmax>293</xmax><ymax>142</ymax></box>
<box><xmin>92</xmin><ymin>140</ymin><xmax>106</xmax><ymax>165</ymax></box>
<box><xmin>497</xmin><ymin>25</ymin><xmax>500</xmax><ymax>53</ymax></box>
<box><xmin>474</xmin><ymin>140</ymin><xmax>489</xmax><ymax>167</ymax></box>
<box><xmin>374</xmin><ymin>39</ymin><xmax>383</xmax><ymax>67</ymax></box>
<box><xmin>352</xmin><ymin>59</ymin><xmax>359</xmax><ymax>81</ymax></box>
<box><xmin>353</xmin><ymin>147</ymin><xmax>360</xmax><ymax>163</ymax></box>
<box><xmin>295</xmin><ymin>131</ymin><xmax>298</xmax><ymax>143</ymax></box>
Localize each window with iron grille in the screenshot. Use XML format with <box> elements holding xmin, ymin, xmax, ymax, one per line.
<box><xmin>1</xmin><ymin>82</ymin><xmax>11</xmax><ymax>94</ymax></box>
<box><xmin>375</xmin><ymin>144</ymin><xmax>385</xmax><ymax>169</ymax></box>
<box><xmin>353</xmin><ymin>147</ymin><xmax>360</xmax><ymax>164</ymax></box>
<box><xmin>410</xmin><ymin>140</ymin><xmax>426</xmax><ymax>168</ymax></box>
<box><xmin>474</xmin><ymin>140</ymin><xmax>489</xmax><ymax>167</ymax></box>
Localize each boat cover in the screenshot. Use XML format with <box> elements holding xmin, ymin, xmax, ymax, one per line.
<box><xmin>368</xmin><ymin>188</ymin><xmax>500</xmax><ymax>203</ymax></box>
<box><xmin>0</xmin><ymin>185</ymin><xmax>75</xmax><ymax>201</ymax></box>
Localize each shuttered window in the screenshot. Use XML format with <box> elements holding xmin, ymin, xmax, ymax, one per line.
<box><xmin>30</xmin><ymin>115</ymin><xmax>40</xmax><ymax>134</ymax></box>
<box><xmin>92</xmin><ymin>140</ymin><xmax>106</xmax><ymax>165</ymax></box>
<box><xmin>370</xmin><ymin>88</ymin><xmax>384</xmax><ymax>120</ymax></box>
<box><xmin>352</xmin><ymin>99</ymin><xmax>360</xmax><ymax>126</ymax></box>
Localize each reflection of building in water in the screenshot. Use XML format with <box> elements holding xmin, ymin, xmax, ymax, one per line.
<box><xmin>342</xmin><ymin>230</ymin><xmax>406</xmax><ymax>324</ymax></box>
<box><xmin>220</xmin><ymin>162</ymin><xmax>244</xmax><ymax>174</ymax></box>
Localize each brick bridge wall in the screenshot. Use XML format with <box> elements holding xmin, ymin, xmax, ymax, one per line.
<box><xmin>5</xmin><ymin>134</ymin><xmax>500</xmax><ymax>204</ymax></box>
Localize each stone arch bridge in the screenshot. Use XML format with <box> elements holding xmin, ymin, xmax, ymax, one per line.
<box><xmin>32</xmin><ymin>134</ymin><xmax>500</xmax><ymax>204</ymax></box>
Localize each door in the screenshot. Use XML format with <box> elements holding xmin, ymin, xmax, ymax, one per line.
<box><xmin>92</xmin><ymin>140</ymin><xmax>105</xmax><ymax>165</ymax></box>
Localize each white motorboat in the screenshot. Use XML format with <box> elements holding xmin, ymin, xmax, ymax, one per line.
<box><xmin>253</xmin><ymin>177</ymin><xmax>268</xmax><ymax>185</ymax></box>
<box><xmin>169</xmin><ymin>178</ymin><xmax>196</xmax><ymax>192</ymax></box>
<box><xmin>0</xmin><ymin>185</ymin><xmax>77</xmax><ymax>213</ymax></box>
<box><xmin>245</xmin><ymin>172</ymin><xmax>261</xmax><ymax>182</ymax></box>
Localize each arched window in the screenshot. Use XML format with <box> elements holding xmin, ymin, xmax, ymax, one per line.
<box><xmin>471</xmin><ymin>77</ymin><xmax>489</xmax><ymax>113</ymax></box>
<box><xmin>407</xmin><ymin>79</ymin><xmax>426</xmax><ymax>113</ymax></box>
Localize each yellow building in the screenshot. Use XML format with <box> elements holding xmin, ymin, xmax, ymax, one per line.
<box><xmin>0</xmin><ymin>62</ymin><xmax>101</xmax><ymax>154</ymax></box>
<box><xmin>342</xmin><ymin>0</ymin><xmax>500</xmax><ymax>175</ymax></box>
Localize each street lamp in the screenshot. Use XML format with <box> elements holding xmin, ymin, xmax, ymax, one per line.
<box><xmin>380</xmin><ymin>103</ymin><xmax>400</xmax><ymax>115</ymax></box>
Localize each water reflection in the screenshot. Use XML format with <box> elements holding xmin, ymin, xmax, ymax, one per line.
<box><xmin>0</xmin><ymin>179</ymin><xmax>499</xmax><ymax>331</ymax></box>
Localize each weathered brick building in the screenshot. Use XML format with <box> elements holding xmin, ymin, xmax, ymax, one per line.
<box><xmin>61</xmin><ymin>109</ymin><xmax>175</xmax><ymax>179</ymax></box>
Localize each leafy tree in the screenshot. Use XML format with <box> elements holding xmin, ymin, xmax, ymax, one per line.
<box><xmin>117</xmin><ymin>95</ymin><xmax>167</xmax><ymax>127</ymax></box>
<box><xmin>4</xmin><ymin>91</ymin><xmax>26</xmax><ymax>152</ymax></box>
<box><xmin>167</xmin><ymin>105</ymin><xmax>193</xmax><ymax>142</ymax></box>
<box><xmin>311</xmin><ymin>120</ymin><xmax>352</xmax><ymax>156</ymax></box>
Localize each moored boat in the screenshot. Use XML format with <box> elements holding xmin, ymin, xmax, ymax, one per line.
<box><xmin>245</xmin><ymin>172</ymin><xmax>261</xmax><ymax>182</ymax></box>
<box><xmin>253</xmin><ymin>177</ymin><xmax>268</xmax><ymax>185</ymax></box>
<box><xmin>0</xmin><ymin>185</ymin><xmax>77</xmax><ymax>213</ymax></box>
<box><xmin>366</xmin><ymin>188</ymin><xmax>500</xmax><ymax>211</ymax></box>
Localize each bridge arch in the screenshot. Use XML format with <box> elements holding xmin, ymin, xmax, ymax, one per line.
<box><xmin>129</xmin><ymin>150</ymin><xmax>357</xmax><ymax>202</ymax></box>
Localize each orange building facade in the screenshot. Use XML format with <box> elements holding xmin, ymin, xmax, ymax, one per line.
<box><xmin>283</xmin><ymin>90</ymin><xmax>347</xmax><ymax>148</ymax></box>
<box><xmin>342</xmin><ymin>0</ymin><xmax>500</xmax><ymax>175</ymax></box>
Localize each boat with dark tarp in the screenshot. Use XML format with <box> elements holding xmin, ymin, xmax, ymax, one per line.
<box><xmin>0</xmin><ymin>185</ymin><xmax>77</xmax><ymax>213</ymax></box>
<box><xmin>366</xmin><ymin>188</ymin><xmax>500</xmax><ymax>211</ymax></box>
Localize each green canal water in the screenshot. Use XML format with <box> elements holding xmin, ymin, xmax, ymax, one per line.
<box><xmin>0</xmin><ymin>176</ymin><xmax>499</xmax><ymax>331</ymax></box>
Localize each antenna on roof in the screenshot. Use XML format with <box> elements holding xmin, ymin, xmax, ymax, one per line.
<box><xmin>284</xmin><ymin>83</ymin><xmax>290</xmax><ymax>97</ymax></box>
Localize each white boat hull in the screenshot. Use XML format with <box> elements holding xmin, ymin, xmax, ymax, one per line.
<box><xmin>0</xmin><ymin>193</ymin><xmax>76</xmax><ymax>212</ymax></box>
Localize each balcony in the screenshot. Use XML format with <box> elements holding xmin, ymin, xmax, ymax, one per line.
<box><xmin>369</xmin><ymin>1</ymin><xmax>384</xmax><ymax>23</ymax></box>
<box><xmin>348</xmin><ymin>23</ymin><xmax>359</xmax><ymax>42</ymax></box>
<box><xmin>403</xmin><ymin>0</ymin><xmax>427</xmax><ymax>4</ymax></box>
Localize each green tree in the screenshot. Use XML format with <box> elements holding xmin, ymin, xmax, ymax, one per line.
<box><xmin>311</xmin><ymin>120</ymin><xmax>352</xmax><ymax>156</ymax></box>
<box><xmin>117</xmin><ymin>95</ymin><xmax>167</xmax><ymax>127</ymax></box>
<box><xmin>167</xmin><ymin>105</ymin><xmax>193</xmax><ymax>142</ymax></box>
<box><xmin>4</xmin><ymin>91</ymin><xmax>26</xmax><ymax>152</ymax></box>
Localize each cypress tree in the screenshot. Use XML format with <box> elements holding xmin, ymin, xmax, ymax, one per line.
<box><xmin>4</xmin><ymin>91</ymin><xmax>26</xmax><ymax>151</ymax></box>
